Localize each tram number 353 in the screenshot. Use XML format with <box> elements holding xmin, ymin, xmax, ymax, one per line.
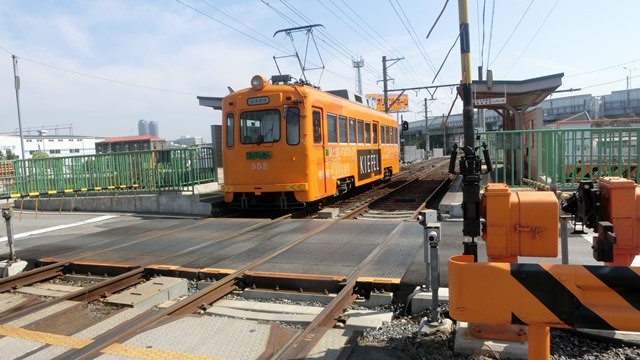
<box><xmin>250</xmin><ymin>162</ymin><xmax>268</xmax><ymax>170</ymax></box>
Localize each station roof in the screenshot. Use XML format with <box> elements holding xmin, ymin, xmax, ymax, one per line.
<box><xmin>471</xmin><ymin>73</ymin><xmax>564</xmax><ymax>111</ymax></box>
<box><xmin>197</xmin><ymin>96</ymin><xmax>223</xmax><ymax>110</ymax></box>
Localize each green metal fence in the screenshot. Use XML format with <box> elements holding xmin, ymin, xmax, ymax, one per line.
<box><xmin>0</xmin><ymin>147</ymin><xmax>217</xmax><ymax>199</ymax></box>
<box><xmin>479</xmin><ymin>127</ymin><xmax>640</xmax><ymax>188</ymax></box>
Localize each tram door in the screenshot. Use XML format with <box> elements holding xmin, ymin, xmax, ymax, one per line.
<box><xmin>312</xmin><ymin>109</ymin><xmax>327</xmax><ymax>196</ymax></box>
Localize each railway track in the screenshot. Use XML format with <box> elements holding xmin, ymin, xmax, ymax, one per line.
<box><xmin>0</xmin><ymin>211</ymin><xmax>406</xmax><ymax>359</ymax></box>
<box><xmin>332</xmin><ymin>158</ymin><xmax>452</xmax><ymax>220</ymax></box>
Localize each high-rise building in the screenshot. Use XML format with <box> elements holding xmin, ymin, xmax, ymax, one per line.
<box><xmin>137</xmin><ymin>119</ymin><xmax>148</xmax><ymax>136</ymax></box>
<box><xmin>149</xmin><ymin>121</ymin><xmax>159</xmax><ymax>137</ymax></box>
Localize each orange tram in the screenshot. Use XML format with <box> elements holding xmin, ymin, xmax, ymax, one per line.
<box><xmin>221</xmin><ymin>75</ymin><xmax>400</xmax><ymax>209</ymax></box>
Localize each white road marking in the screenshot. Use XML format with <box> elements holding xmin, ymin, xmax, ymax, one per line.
<box><xmin>0</xmin><ymin>215</ymin><xmax>118</xmax><ymax>242</ymax></box>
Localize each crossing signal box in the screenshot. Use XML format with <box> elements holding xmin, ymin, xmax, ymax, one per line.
<box><xmin>481</xmin><ymin>183</ymin><xmax>559</xmax><ymax>262</ymax></box>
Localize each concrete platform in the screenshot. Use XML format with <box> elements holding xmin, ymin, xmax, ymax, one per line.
<box><xmin>439</xmin><ymin>175</ymin><xmax>463</xmax><ymax>218</ymax></box>
<box><xmin>15</xmin><ymin>193</ymin><xmax>212</xmax><ymax>216</ymax></box>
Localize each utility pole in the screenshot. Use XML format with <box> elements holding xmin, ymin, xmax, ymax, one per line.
<box><xmin>352</xmin><ymin>56</ymin><xmax>364</xmax><ymax>96</ymax></box>
<box><xmin>381</xmin><ymin>56</ymin><xmax>403</xmax><ymax>113</ymax></box>
<box><xmin>423</xmin><ymin>98</ymin><xmax>431</xmax><ymax>155</ymax></box>
<box><xmin>478</xmin><ymin>65</ymin><xmax>485</xmax><ymax>131</ymax></box>
<box><xmin>12</xmin><ymin>55</ymin><xmax>26</xmax><ymax>160</ymax></box>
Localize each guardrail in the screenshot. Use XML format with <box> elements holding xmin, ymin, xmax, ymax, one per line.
<box><xmin>479</xmin><ymin>127</ymin><xmax>640</xmax><ymax>188</ymax></box>
<box><xmin>0</xmin><ymin>147</ymin><xmax>217</xmax><ymax>200</ymax></box>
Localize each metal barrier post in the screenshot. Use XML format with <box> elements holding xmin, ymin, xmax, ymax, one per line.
<box><xmin>2</xmin><ymin>208</ymin><xmax>16</xmax><ymax>262</ymax></box>
<box><xmin>427</xmin><ymin>224</ymin><xmax>441</xmax><ymax>321</ymax></box>
<box><xmin>560</xmin><ymin>215</ymin><xmax>569</xmax><ymax>264</ymax></box>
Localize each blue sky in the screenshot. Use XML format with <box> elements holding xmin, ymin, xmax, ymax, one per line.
<box><xmin>1</xmin><ymin>1</ymin><xmax>639</xmax><ymax>142</ymax></box>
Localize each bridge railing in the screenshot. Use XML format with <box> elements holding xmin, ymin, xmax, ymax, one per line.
<box><xmin>479</xmin><ymin>127</ymin><xmax>640</xmax><ymax>188</ymax></box>
<box><xmin>0</xmin><ymin>147</ymin><xmax>217</xmax><ymax>199</ymax></box>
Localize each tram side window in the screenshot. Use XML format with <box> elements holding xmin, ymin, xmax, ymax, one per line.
<box><xmin>327</xmin><ymin>113</ymin><xmax>338</xmax><ymax>143</ymax></box>
<box><xmin>349</xmin><ymin>118</ymin><xmax>356</xmax><ymax>143</ymax></box>
<box><xmin>381</xmin><ymin>125</ymin><xmax>386</xmax><ymax>144</ymax></box>
<box><xmin>365</xmin><ymin>122</ymin><xmax>371</xmax><ymax>144</ymax></box>
<box><xmin>226</xmin><ymin>113</ymin><xmax>234</xmax><ymax>147</ymax></box>
<box><xmin>313</xmin><ymin>110</ymin><xmax>322</xmax><ymax>144</ymax></box>
<box><xmin>373</xmin><ymin>122</ymin><xmax>378</xmax><ymax>144</ymax></box>
<box><xmin>357</xmin><ymin>120</ymin><xmax>364</xmax><ymax>144</ymax></box>
<box><xmin>286</xmin><ymin>107</ymin><xmax>300</xmax><ymax>145</ymax></box>
<box><xmin>339</xmin><ymin>116</ymin><xmax>348</xmax><ymax>143</ymax></box>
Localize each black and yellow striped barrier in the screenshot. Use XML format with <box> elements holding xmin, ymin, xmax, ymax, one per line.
<box><xmin>449</xmin><ymin>254</ymin><xmax>640</xmax><ymax>358</ymax></box>
<box><xmin>0</xmin><ymin>184</ymin><xmax>140</xmax><ymax>201</ymax></box>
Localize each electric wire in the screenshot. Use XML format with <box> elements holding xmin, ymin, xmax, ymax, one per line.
<box><xmin>565</xmin><ymin>58</ymin><xmax>640</xmax><ymax>77</ymax></box>
<box><xmin>274</xmin><ymin>0</ymin><xmax>382</xmax><ymax>86</ymax></box>
<box><xmin>480</xmin><ymin>0</ymin><xmax>486</xmax><ymax>69</ymax></box>
<box><xmin>488</xmin><ymin>0</ymin><xmax>534</xmax><ymax>69</ymax></box>
<box><xmin>485</xmin><ymin>0</ymin><xmax>496</xmax><ymax>74</ymax></box>
<box><xmin>336</xmin><ymin>0</ymin><xmax>427</xmax><ymax>87</ymax></box>
<box><xmin>267</xmin><ymin>3</ymin><xmax>379</xmax><ymax>87</ymax></box>
<box><xmin>175</xmin><ymin>0</ymin><xmax>287</xmax><ymax>53</ymax></box>
<box><xmin>19</xmin><ymin>56</ymin><xmax>200</xmax><ymax>96</ymax></box>
<box><xmin>504</xmin><ymin>0</ymin><xmax>559</xmax><ymax>77</ymax></box>
<box><xmin>389</xmin><ymin>0</ymin><xmax>439</xmax><ymax>79</ymax></box>
<box><xmin>426</xmin><ymin>0</ymin><xmax>449</xmax><ymax>40</ymax></box>
<box><xmin>0</xmin><ymin>44</ymin><xmax>12</xmax><ymax>55</ymax></box>
<box><xmin>181</xmin><ymin>0</ymin><xmax>367</xmax><ymax>87</ymax></box>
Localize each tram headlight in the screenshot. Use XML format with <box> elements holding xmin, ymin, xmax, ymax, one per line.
<box><xmin>251</xmin><ymin>75</ymin><xmax>268</xmax><ymax>90</ymax></box>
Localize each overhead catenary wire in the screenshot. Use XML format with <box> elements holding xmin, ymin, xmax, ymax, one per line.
<box><xmin>504</xmin><ymin>0</ymin><xmax>559</xmax><ymax>77</ymax></box>
<box><xmin>275</xmin><ymin>0</ymin><xmax>382</xmax><ymax>84</ymax></box>
<box><xmin>335</xmin><ymin>0</ymin><xmax>427</xmax><ymax>87</ymax></box>
<box><xmin>565</xmin><ymin>58</ymin><xmax>640</xmax><ymax>78</ymax></box>
<box><xmin>262</xmin><ymin>1</ymin><xmax>381</xmax><ymax>88</ymax></box>
<box><xmin>488</xmin><ymin>0</ymin><xmax>534</xmax><ymax>69</ymax></box>
<box><xmin>485</xmin><ymin>0</ymin><xmax>496</xmax><ymax>74</ymax></box>
<box><xmin>18</xmin><ymin>55</ymin><xmax>200</xmax><ymax>96</ymax></box>
<box><xmin>388</xmin><ymin>0</ymin><xmax>440</xmax><ymax>80</ymax></box>
<box><xmin>178</xmin><ymin>0</ymin><xmax>365</xmax><ymax>87</ymax></box>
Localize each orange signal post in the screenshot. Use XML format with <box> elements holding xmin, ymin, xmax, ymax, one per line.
<box><xmin>451</xmin><ymin>181</ymin><xmax>640</xmax><ymax>359</ymax></box>
<box><xmin>596</xmin><ymin>177</ymin><xmax>640</xmax><ymax>265</ymax></box>
<box><xmin>473</xmin><ymin>183</ymin><xmax>559</xmax><ymax>358</ymax></box>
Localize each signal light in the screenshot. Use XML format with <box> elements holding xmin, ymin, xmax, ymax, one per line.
<box><xmin>402</xmin><ymin>121</ymin><xmax>409</xmax><ymax>131</ymax></box>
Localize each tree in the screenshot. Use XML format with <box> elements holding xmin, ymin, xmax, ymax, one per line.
<box><xmin>5</xmin><ymin>149</ymin><xmax>18</xmax><ymax>160</ymax></box>
<box><xmin>30</xmin><ymin>150</ymin><xmax>48</xmax><ymax>159</ymax></box>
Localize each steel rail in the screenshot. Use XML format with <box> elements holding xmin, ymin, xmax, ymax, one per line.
<box><xmin>410</xmin><ymin>174</ymin><xmax>455</xmax><ymax>221</ymax></box>
<box><xmin>274</xmin><ymin>222</ymin><xmax>406</xmax><ymax>359</ymax></box>
<box><xmin>62</xmin><ymin>219</ymin><xmax>339</xmax><ymax>359</ymax></box>
<box><xmin>1</xmin><ymin>214</ymin><xmax>292</xmax><ymax>324</ymax></box>
<box><xmin>0</xmin><ymin>261</ymin><xmax>69</xmax><ymax>293</ymax></box>
<box><xmin>0</xmin><ymin>268</ymin><xmax>145</xmax><ymax>324</ymax></box>
<box><xmin>342</xmin><ymin>159</ymin><xmax>450</xmax><ymax>220</ymax></box>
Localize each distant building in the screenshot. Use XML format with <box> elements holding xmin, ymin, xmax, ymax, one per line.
<box><xmin>149</xmin><ymin>121</ymin><xmax>159</xmax><ymax>137</ymax></box>
<box><xmin>0</xmin><ymin>133</ymin><xmax>101</xmax><ymax>159</ymax></box>
<box><xmin>172</xmin><ymin>135</ymin><xmax>203</xmax><ymax>148</ymax></box>
<box><xmin>138</xmin><ymin>119</ymin><xmax>149</xmax><ymax>136</ymax></box>
<box><xmin>95</xmin><ymin>135</ymin><xmax>166</xmax><ymax>153</ymax></box>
